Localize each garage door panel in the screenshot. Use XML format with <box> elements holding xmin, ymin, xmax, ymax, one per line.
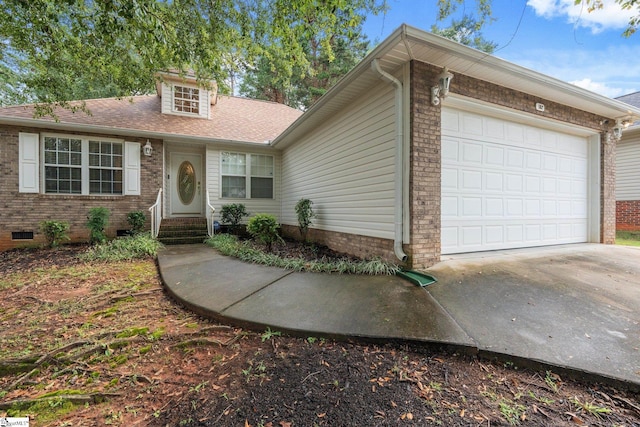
<box><xmin>442</xmin><ymin>107</ymin><xmax>590</xmax><ymax>255</ymax></box>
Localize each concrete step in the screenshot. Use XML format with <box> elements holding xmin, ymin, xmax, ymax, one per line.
<box><xmin>158</xmin><ymin>218</ymin><xmax>209</xmax><ymax>245</ymax></box>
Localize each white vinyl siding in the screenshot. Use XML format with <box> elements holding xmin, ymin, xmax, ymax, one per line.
<box><xmin>616</xmin><ymin>137</ymin><xmax>640</xmax><ymax>200</ymax></box>
<box><xmin>206</xmin><ymin>147</ymin><xmax>281</xmax><ymax>221</ymax></box>
<box><xmin>441</xmin><ymin>107</ymin><xmax>591</xmax><ymax>254</ymax></box>
<box><xmin>280</xmin><ymin>82</ymin><xmax>396</xmax><ymax>240</ymax></box>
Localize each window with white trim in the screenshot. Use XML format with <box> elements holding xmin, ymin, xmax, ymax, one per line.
<box><xmin>41</xmin><ymin>135</ymin><xmax>130</xmax><ymax>195</ymax></box>
<box><xmin>173</xmin><ymin>85</ymin><xmax>200</xmax><ymax>114</ymax></box>
<box><xmin>221</xmin><ymin>152</ymin><xmax>274</xmax><ymax>199</ymax></box>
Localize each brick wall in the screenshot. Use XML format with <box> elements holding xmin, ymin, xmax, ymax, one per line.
<box><xmin>409</xmin><ymin>60</ymin><xmax>613</xmax><ymax>269</ymax></box>
<box><xmin>0</xmin><ymin>125</ymin><xmax>163</xmax><ymax>250</ymax></box>
<box><xmin>617</xmin><ymin>200</ymin><xmax>640</xmax><ymax>231</ymax></box>
<box><xmin>407</xmin><ymin>62</ymin><xmax>442</xmax><ymax>269</ymax></box>
<box><xmin>280</xmin><ymin>225</ymin><xmax>396</xmax><ymax>264</ymax></box>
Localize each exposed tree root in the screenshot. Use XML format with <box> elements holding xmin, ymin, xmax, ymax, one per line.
<box><xmin>0</xmin><ymin>392</ymin><xmax>121</xmax><ymax>410</ymax></box>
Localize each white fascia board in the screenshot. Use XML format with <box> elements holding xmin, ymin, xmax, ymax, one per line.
<box><xmin>273</xmin><ymin>24</ymin><xmax>640</xmax><ymax>149</ymax></box>
<box><xmin>402</xmin><ymin>25</ymin><xmax>640</xmax><ymax>120</ymax></box>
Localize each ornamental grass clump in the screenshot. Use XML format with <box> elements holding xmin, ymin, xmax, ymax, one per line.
<box><xmin>80</xmin><ymin>232</ymin><xmax>163</xmax><ymax>261</ymax></box>
<box><xmin>205</xmin><ymin>234</ymin><xmax>399</xmax><ymax>275</ymax></box>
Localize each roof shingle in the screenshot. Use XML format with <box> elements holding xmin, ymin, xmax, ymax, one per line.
<box><xmin>0</xmin><ymin>95</ymin><xmax>302</xmax><ymax>144</ymax></box>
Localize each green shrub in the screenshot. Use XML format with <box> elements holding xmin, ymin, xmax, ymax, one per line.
<box><xmin>220</xmin><ymin>204</ymin><xmax>248</xmax><ymax>234</ymax></box>
<box><xmin>295</xmin><ymin>198</ymin><xmax>316</xmax><ymax>241</ymax></box>
<box><xmin>87</xmin><ymin>207</ymin><xmax>110</xmax><ymax>244</ymax></box>
<box><xmin>247</xmin><ymin>213</ymin><xmax>283</xmax><ymax>252</ymax></box>
<box><xmin>39</xmin><ymin>220</ymin><xmax>70</xmax><ymax>248</ymax></box>
<box><xmin>127</xmin><ymin>210</ymin><xmax>146</xmax><ymax>234</ymax></box>
<box><xmin>80</xmin><ymin>232</ymin><xmax>163</xmax><ymax>261</ymax></box>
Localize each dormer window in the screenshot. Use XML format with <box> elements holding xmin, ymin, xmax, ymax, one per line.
<box><xmin>173</xmin><ymin>85</ymin><xmax>200</xmax><ymax>115</ymax></box>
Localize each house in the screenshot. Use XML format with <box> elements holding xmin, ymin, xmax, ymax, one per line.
<box><xmin>1</xmin><ymin>24</ymin><xmax>639</xmax><ymax>269</ymax></box>
<box><xmin>0</xmin><ymin>71</ymin><xmax>302</xmax><ymax>249</ymax></box>
<box><xmin>614</xmin><ymin>91</ymin><xmax>640</xmax><ymax>231</ymax></box>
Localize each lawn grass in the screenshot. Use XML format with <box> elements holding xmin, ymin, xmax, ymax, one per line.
<box><xmin>615</xmin><ymin>230</ymin><xmax>640</xmax><ymax>246</ymax></box>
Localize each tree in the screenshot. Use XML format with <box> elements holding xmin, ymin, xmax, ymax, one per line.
<box><xmin>239</xmin><ymin>8</ymin><xmax>372</xmax><ymax>109</ymax></box>
<box><xmin>431</xmin><ymin>15</ymin><xmax>497</xmax><ymax>53</ymax></box>
<box><xmin>0</xmin><ymin>0</ymin><xmax>385</xmax><ymax>112</ymax></box>
<box><xmin>578</xmin><ymin>0</ymin><xmax>640</xmax><ymax>36</ymax></box>
<box><xmin>436</xmin><ymin>0</ymin><xmax>640</xmax><ymax>37</ymax></box>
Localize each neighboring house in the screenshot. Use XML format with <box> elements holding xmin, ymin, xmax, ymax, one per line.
<box><xmin>615</xmin><ymin>91</ymin><xmax>640</xmax><ymax>231</ymax></box>
<box><xmin>1</xmin><ymin>24</ymin><xmax>639</xmax><ymax>269</ymax></box>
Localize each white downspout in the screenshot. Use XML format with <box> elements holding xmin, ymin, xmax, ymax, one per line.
<box><xmin>371</xmin><ymin>59</ymin><xmax>408</xmax><ymax>263</ymax></box>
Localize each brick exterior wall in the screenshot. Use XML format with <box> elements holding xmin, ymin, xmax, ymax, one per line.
<box><xmin>280</xmin><ymin>225</ymin><xmax>396</xmax><ymax>264</ymax></box>
<box><xmin>409</xmin><ymin>60</ymin><xmax>614</xmax><ymax>269</ymax></box>
<box><xmin>0</xmin><ymin>125</ymin><xmax>163</xmax><ymax>250</ymax></box>
<box><xmin>617</xmin><ymin>200</ymin><xmax>640</xmax><ymax>231</ymax></box>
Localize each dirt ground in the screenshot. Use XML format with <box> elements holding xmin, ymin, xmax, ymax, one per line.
<box><xmin>1</xmin><ymin>245</ymin><xmax>639</xmax><ymax>426</ymax></box>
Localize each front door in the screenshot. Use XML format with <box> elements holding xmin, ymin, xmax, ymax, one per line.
<box><xmin>170</xmin><ymin>152</ymin><xmax>203</xmax><ymax>216</ymax></box>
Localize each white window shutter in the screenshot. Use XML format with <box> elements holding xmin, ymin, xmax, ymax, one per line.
<box><xmin>19</xmin><ymin>132</ymin><xmax>40</xmax><ymax>193</ymax></box>
<box><xmin>124</xmin><ymin>141</ymin><xmax>141</xmax><ymax>195</ymax></box>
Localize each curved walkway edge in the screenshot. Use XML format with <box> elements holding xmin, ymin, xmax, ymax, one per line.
<box><xmin>158</xmin><ymin>244</ymin><xmax>640</xmax><ymax>392</ymax></box>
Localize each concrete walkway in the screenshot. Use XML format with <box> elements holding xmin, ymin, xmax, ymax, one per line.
<box><xmin>158</xmin><ymin>243</ymin><xmax>640</xmax><ymax>391</ymax></box>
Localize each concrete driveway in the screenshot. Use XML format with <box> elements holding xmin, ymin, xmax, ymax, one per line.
<box><xmin>426</xmin><ymin>244</ymin><xmax>640</xmax><ymax>387</ymax></box>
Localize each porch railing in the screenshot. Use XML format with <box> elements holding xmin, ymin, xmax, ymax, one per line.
<box><xmin>149</xmin><ymin>189</ymin><xmax>163</xmax><ymax>238</ymax></box>
<box><xmin>206</xmin><ymin>190</ymin><xmax>216</xmax><ymax>237</ymax></box>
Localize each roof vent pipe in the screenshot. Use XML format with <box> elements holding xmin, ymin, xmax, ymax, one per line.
<box><xmin>371</xmin><ymin>59</ymin><xmax>408</xmax><ymax>263</ymax></box>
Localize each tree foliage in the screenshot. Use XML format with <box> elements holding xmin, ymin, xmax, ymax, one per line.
<box><xmin>577</xmin><ymin>0</ymin><xmax>640</xmax><ymax>36</ymax></box>
<box><xmin>0</xmin><ymin>0</ymin><xmax>385</xmax><ymax>110</ymax></box>
<box><xmin>431</xmin><ymin>15</ymin><xmax>497</xmax><ymax>53</ymax></box>
<box><xmin>239</xmin><ymin>11</ymin><xmax>372</xmax><ymax>109</ymax></box>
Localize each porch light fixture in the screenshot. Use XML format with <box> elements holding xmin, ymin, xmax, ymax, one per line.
<box><xmin>431</xmin><ymin>67</ymin><xmax>453</xmax><ymax>106</ymax></box>
<box><xmin>612</xmin><ymin>118</ymin><xmax>631</xmax><ymax>140</ymax></box>
<box><xmin>143</xmin><ymin>139</ymin><xmax>153</xmax><ymax>157</ymax></box>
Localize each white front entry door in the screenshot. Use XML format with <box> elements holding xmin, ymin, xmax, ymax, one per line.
<box><xmin>170</xmin><ymin>153</ymin><xmax>203</xmax><ymax>216</ymax></box>
<box><xmin>441</xmin><ymin>107</ymin><xmax>590</xmax><ymax>254</ymax></box>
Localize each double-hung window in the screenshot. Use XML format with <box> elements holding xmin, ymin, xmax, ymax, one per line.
<box><xmin>221</xmin><ymin>152</ymin><xmax>274</xmax><ymax>199</ymax></box>
<box><xmin>43</xmin><ymin>135</ymin><xmax>124</xmax><ymax>195</ymax></box>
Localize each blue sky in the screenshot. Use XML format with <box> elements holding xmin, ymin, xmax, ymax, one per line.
<box><xmin>362</xmin><ymin>0</ymin><xmax>640</xmax><ymax>98</ymax></box>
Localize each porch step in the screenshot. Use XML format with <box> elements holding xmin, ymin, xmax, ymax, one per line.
<box><xmin>158</xmin><ymin>218</ymin><xmax>209</xmax><ymax>245</ymax></box>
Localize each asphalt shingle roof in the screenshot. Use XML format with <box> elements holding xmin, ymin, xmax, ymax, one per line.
<box><xmin>616</xmin><ymin>91</ymin><xmax>640</xmax><ymax>109</ymax></box>
<box><xmin>0</xmin><ymin>95</ymin><xmax>302</xmax><ymax>144</ymax></box>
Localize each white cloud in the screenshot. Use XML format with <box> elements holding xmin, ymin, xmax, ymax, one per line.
<box><xmin>502</xmin><ymin>45</ymin><xmax>640</xmax><ymax>97</ymax></box>
<box><xmin>569</xmin><ymin>78</ymin><xmax>632</xmax><ymax>98</ymax></box>
<box><xmin>527</xmin><ymin>0</ymin><xmax>635</xmax><ymax>33</ymax></box>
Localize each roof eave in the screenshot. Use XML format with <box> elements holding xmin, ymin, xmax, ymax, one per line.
<box><xmin>272</xmin><ymin>24</ymin><xmax>640</xmax><ymax>148</ymax></box>
<box><xmin>0</xmin><ymin>115</ymin><xmax>274</xmax><ymax>147</ymax></box>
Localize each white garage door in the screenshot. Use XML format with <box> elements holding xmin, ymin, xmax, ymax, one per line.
<box><xmin>441</xmin><ymin>107</ymin><xmax>590</xmax><ymax>254</ymax></box>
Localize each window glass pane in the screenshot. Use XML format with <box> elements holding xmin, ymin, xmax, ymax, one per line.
<box><xmin>44</xmin><ymin>151</ymin><xmax>56</xmax><ymax>164</ymax></box>
<box><xmin>88</xmin><ymin>141</ymin><xmax>123</xmax><ymax>195</ymax></box>
<box><xmin>221</xmin><ymin>152</ymin><xmax>246</xmax><ymax>175</ymax></box>
<box><xmin>221</xmin><ymin>176</ymin><xmax>246</xmax><ymax>198</ymax></box>
<box><xmin>251</xmin><ymin>154</ymin><xmax>274</xmax><ymax>177</ymax></box>
<box><xmin>251</xmin><ymin>177</ymin><xmax>273</xmax><ymax>199</ymax></box>
<box><xmin>174</xmin><ymin>85</ymin><xmax>200</xmax><ymax>114</ymax></box>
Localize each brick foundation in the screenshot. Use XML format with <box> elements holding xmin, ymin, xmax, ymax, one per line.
<box><xmin>280</xmin><ymin>225</ymin><xmax>397</xmax><ymax>264</ymax></box>
<box><xmin>617</xmin><ymin>200</ymin><xmax>640</xmax><ymax>231</ymax></box>
<box><xmin>0</xmin><ymin>125</ymin><xmax>163</xmax><ymax>250</ymax></box>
